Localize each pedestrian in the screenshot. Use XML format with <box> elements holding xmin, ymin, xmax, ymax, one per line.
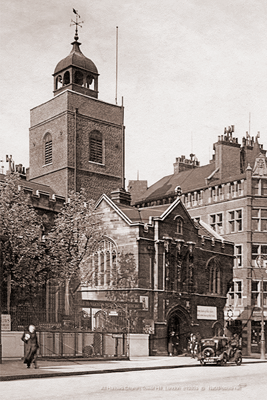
<box><xmin>174</xmin><ymin>334</ymin><xmax>180</xmax><ymax>356</ymax></box>
<box><xmin>168</xmin><ymin>331</ymin><xmax>175</xmax><ymax>356</ymax></box>
<box><xmin>189</xmin><ymin>333</ymin><xmax>196</xmax><ymax>358</ymax></box>
<box><xmin>21</xmin><ymin>324</ymin><xmax>39</xmax><ymax>368</ymax></box>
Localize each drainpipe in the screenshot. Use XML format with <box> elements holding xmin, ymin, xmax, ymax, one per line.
<box><xmin>154</xmin><ymin>221</ymin><xmax>159</xmax><ymax>321</ymax></box>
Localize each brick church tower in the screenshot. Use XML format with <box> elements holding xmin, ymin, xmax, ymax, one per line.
<box><xmin>28</xmin><ymin>24</ymin><xmax>125</xmax><ymax>200</ymax></box>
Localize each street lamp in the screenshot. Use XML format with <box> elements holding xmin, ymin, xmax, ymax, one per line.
<box><xmin>256</xmin><ymin>255</ymin><xmax>266</xmax><ymax>360</ymax></box>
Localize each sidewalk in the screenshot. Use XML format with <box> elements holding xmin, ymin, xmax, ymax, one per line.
<box><xmin>1</xmin><ymin>356</ymin><xmax>266</xmax><ymax>381</ymax></box>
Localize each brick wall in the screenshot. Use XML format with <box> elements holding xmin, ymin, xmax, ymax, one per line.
<box><xmin>30</xmin><ymin>169</ymin><xmax>68</xmax><ymax>198</ymax></box>
<box><xmin>29</xmin><ymin>113</ymin><xmax>68</xmax><ymax>181</ymax></box>
<box><xmin>29</xmin><ymin>90</ymin><xmax>124</xmax><ymax>200</ymax></box>
<box><xmin>214</xmin><ymin>141</ymin><xmax>241</xmax><ymax>179</ymax></box>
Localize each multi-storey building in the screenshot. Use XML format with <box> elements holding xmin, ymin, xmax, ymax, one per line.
<box><xmin>133</xmin><ymin>127</ymin><xmax>267</xmax><ymax>356</ymax></box>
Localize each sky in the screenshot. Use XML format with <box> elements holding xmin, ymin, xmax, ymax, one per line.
<box><xmin>1</xmin><ymin>0</ymin><xmax>267</xmax><ymax>187</ymax></box>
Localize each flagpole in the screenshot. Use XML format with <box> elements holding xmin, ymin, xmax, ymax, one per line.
<box><xmin>115</xmin><ymin>26</ymin><xmax>118</xmax><ymax>105</ymax></box>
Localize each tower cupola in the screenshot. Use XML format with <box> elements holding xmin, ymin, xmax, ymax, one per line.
<box><xmin>53</xmin><ymin>13</ymin><xmax>99</xmax><ymax>98</ymax></box>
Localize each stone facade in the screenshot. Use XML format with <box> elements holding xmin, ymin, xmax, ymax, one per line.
<box><xmin>77</xmin><ymin>192</ymin><xmax>234</xmax><ymax>356</ymax></box>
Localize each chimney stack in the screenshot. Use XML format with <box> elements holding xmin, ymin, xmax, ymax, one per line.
<box><xmin>111</xmin><ymin>188</ymin><xmax>132</xmax><ymax>206</ymax></box>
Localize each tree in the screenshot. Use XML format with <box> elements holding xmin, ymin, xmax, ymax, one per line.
<box><xmin>45</xmin><ymin>189</ymin><xmax>104</xmax><ymax>315</ymax></box>
<box><xmin>93</xmin><ymin>252</ymin><xmax>140</xmax><ymax>333</ymax></box>
<box><xmin>0</xmin><ymin>172</ymin><xmax>49</xmax><ymax>312</ymax></box>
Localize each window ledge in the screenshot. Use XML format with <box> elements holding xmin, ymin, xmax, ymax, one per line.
<box><xmin>89</xmin><ymin>161</ymin><xmax>105</xmax><ymax>167</ymax></box>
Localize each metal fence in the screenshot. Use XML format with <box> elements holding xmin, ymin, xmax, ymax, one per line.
<box><xmin>10</xmin><ymin>310</ymin><xmax>128</xmax><ymax>358</ymax></box>
<box><xmin>10</xmin><ymin>310</ymin><xmax>63</xmax><ymax>331</ymax></box>
<box><xmin>36</xmin><ymin>331</ymin><xmax>127</xmax><ymax>358</ymax></box>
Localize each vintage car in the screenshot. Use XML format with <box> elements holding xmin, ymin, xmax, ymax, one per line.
<box><xmin>198</xmin><ymin>336</ymin><xmax>242</xmax><ymax>366</ymax></box>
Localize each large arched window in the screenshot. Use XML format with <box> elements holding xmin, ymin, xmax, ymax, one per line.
<box><xmin>92</xmin><ymin>239</ymin><xmax>117</xmax><ymax>287</ymax></box>
<box><xmin>89</xmin><ymin>130</ymin><xmax>103</xmax><ymax>164</ymax></box>
<box><xmin>44</xmin><ymin>133</ymin><xmax>52</xmax><ymax>165</ymax></box>
<box><xmin>207</xmin><ymin>257</ymin><xmax>222</xmax><ymax>294</ymax></box>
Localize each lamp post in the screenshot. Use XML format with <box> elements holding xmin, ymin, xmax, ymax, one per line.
<box><xmin>256</xmin><ymin>255</ymin><xmax>266</xmax><ymax>360</ymax></box>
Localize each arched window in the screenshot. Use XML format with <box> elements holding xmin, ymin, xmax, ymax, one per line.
<box><xmin>94</xmin><ymin>310</ymin><xmax>106</xmax><ymax>330</ymax></box>
<box><xmin>86</xmin><ymin>75</ymin><xmax>94</xmax><ymax>89</ymax></box>
<box><xmin>207</xmin><ymin>257</ymin><xmax>221</xmax><ymax>294</ymax></box>
<box><xmin>44</xmin><ymin>133</ymin><xmax>52</xmax><ymax>165</ymax></box>
<box><xmin>63</xmin><ymin>71</ymin><xmax>70</xmax><ymax>86</ymax></box>
<box><xmin>174</xmin><ymin>216</ymin><xmax>183</xmax><ymax>235</ymax></box>
<box><xmin>91</xmin><ymin>239</ymin><xmax>117</xmax><ymax>287</ymax></box>
<box><xmin>89</xmin><ymin>131</ymin><xmax>103</xmax><ymax>164</ymax></box>
<box><xmin>56</xmin><ymin>75</ymin><xmax>62</xmax><ymax>89</ymax></box>
<box><xmin>74</xmin><ymin>70</ymin><xmax>84</xmax><ymax>86</ymax></box>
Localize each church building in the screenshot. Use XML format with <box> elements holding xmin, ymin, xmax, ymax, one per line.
<box><xmin>77</xmin><ymin>188</ymin><xmax>234</xmax><ymax>356</ymax></box>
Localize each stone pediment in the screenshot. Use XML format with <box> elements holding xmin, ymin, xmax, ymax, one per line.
<box><xmin>252</xmin><ymin>153</ymin><xmax>267</xmax><ymax>176</ymax></box>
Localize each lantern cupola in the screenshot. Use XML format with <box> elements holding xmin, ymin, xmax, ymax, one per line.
<box><xmin>53</xmin><ymin>15</ymin><xmax>99</xmax><ymax>98</ymax></box>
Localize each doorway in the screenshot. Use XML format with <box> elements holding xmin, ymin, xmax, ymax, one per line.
<box><xmin>167</xmin><ymin>311</ymin><xmax>190</xmax><ymax>355</ymax></box>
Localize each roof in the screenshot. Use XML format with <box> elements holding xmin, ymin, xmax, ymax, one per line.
<box><xmin>0</xmin><ymin>174</ymin><xmax>64</xmax><ymax>200</ymax></box>
<box><xmin>116</xmin><ymin>202</ymin><xmax>170</xmax><ymax>223</ymax></box>
<box><xmin>96</xmin><ymin>194</ymin><xmax>226</xmax><ymax>243</ymax></box>
<box><xmin>54</xmin><ymin>41</ymin><xmax>98</xmax><ymax>75</ymax></box>
<box><xmin>136</xmin><ymin>163</ymin><xmax>215</xmax><ymax>203</ymax></box>
<box><xmin>118</xmin><ymin>202</ymin><xmax>227</xmax><ymax>241</ymax></box>
<box><xmin>135</xmin><ymin>162</ymin><xmax>246</xmax><ymax>204</ymax></box>
<box><xmin>197</xmin><ymin>220</ymin><xmax>224</xmax><ymax>240</ymax></box>
<box><xmin>96</xmin><ymin>194</ymin><xmax>179</xmax><ymax>224</ymax></box>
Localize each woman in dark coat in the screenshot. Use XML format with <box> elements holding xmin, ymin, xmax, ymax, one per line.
<box><xmin>21</xmin><ymin>324</ymin><xmax>39</xmax><ymax>368</ymax></box>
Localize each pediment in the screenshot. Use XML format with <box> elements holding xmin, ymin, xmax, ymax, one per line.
<box><xmin>252</xmin><ymin>153</ymin><xmax>267</xmax><ymax>176</ymax></box>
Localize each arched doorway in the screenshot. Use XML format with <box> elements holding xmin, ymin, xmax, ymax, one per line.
<box><xmin>167</xmin><ymin>306</ymin><xmax>191</xmax><ymax>355</ymax></box>
<box><xmin>212</xmin><ymin>321</ymin><xmax>224</xmax><ymax>337</ymax></box>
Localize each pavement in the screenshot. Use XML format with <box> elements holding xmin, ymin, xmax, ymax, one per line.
<box><xmin>1</xmin><ymin>355</ymin><xmax>267</xmax><ymax>381</ymax></box>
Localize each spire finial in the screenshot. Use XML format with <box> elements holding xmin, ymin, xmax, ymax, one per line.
<box><xmin>71</xmin><ymin>9</ymin><xmax>84</xmax><ymax>41</ymax></box>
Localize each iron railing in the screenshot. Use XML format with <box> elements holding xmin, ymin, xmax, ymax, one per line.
<box><xmin>36</xmin><ymin>331</ymin><xmax>127</xmax><ymax>358</ymax></box>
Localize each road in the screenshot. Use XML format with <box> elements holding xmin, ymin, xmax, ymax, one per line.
<box><xmin>1</xmin><ymin>362</ymin><xmax>267</xmax><ymax>400</ymax></box>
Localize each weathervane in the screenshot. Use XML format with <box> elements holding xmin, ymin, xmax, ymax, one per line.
<box><xmin>71</xmin><ymin>8</ymin><xmax>84</xmax><ymax>41</ymax></box>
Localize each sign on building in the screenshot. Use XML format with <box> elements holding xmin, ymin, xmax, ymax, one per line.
<box><xmin>143</xmin><ymin>319</ymin><xmax>154</xmax><ymax>334</ymax></box>
<box><xmin>140</xmin><ymin>295</ymin><xmax>149</xmax><ymax>311</ymax></box>
<box><xmin>1</xmin><ymin>314</ymin><xmax>11</xmax><ymax>331</ymax></box>
<box><xmin>197</xmin><ymin>306</ymin><xmax>217</xmax><ymax>320</ymax></box>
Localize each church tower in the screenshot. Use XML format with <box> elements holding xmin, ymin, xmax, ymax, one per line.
<box><xmin>29</xmin><ymin>18</ymin><xmax>125</xmax><ymax>200</ymax></box>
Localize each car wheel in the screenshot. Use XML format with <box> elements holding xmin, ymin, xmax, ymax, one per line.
<box><xmin>235</xmin><ymin>355</ymin><xmax>242</xmax><ymax>366</ymax></box>
<box><xmin>220</xmin><ymin>354</ymin><xmax>227</xmax><ymax>365</ymax></box>
<box><xmin>203</xmin><ymin>347</ymin><xmax>214</xmax><ymax>358</ymax></box>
